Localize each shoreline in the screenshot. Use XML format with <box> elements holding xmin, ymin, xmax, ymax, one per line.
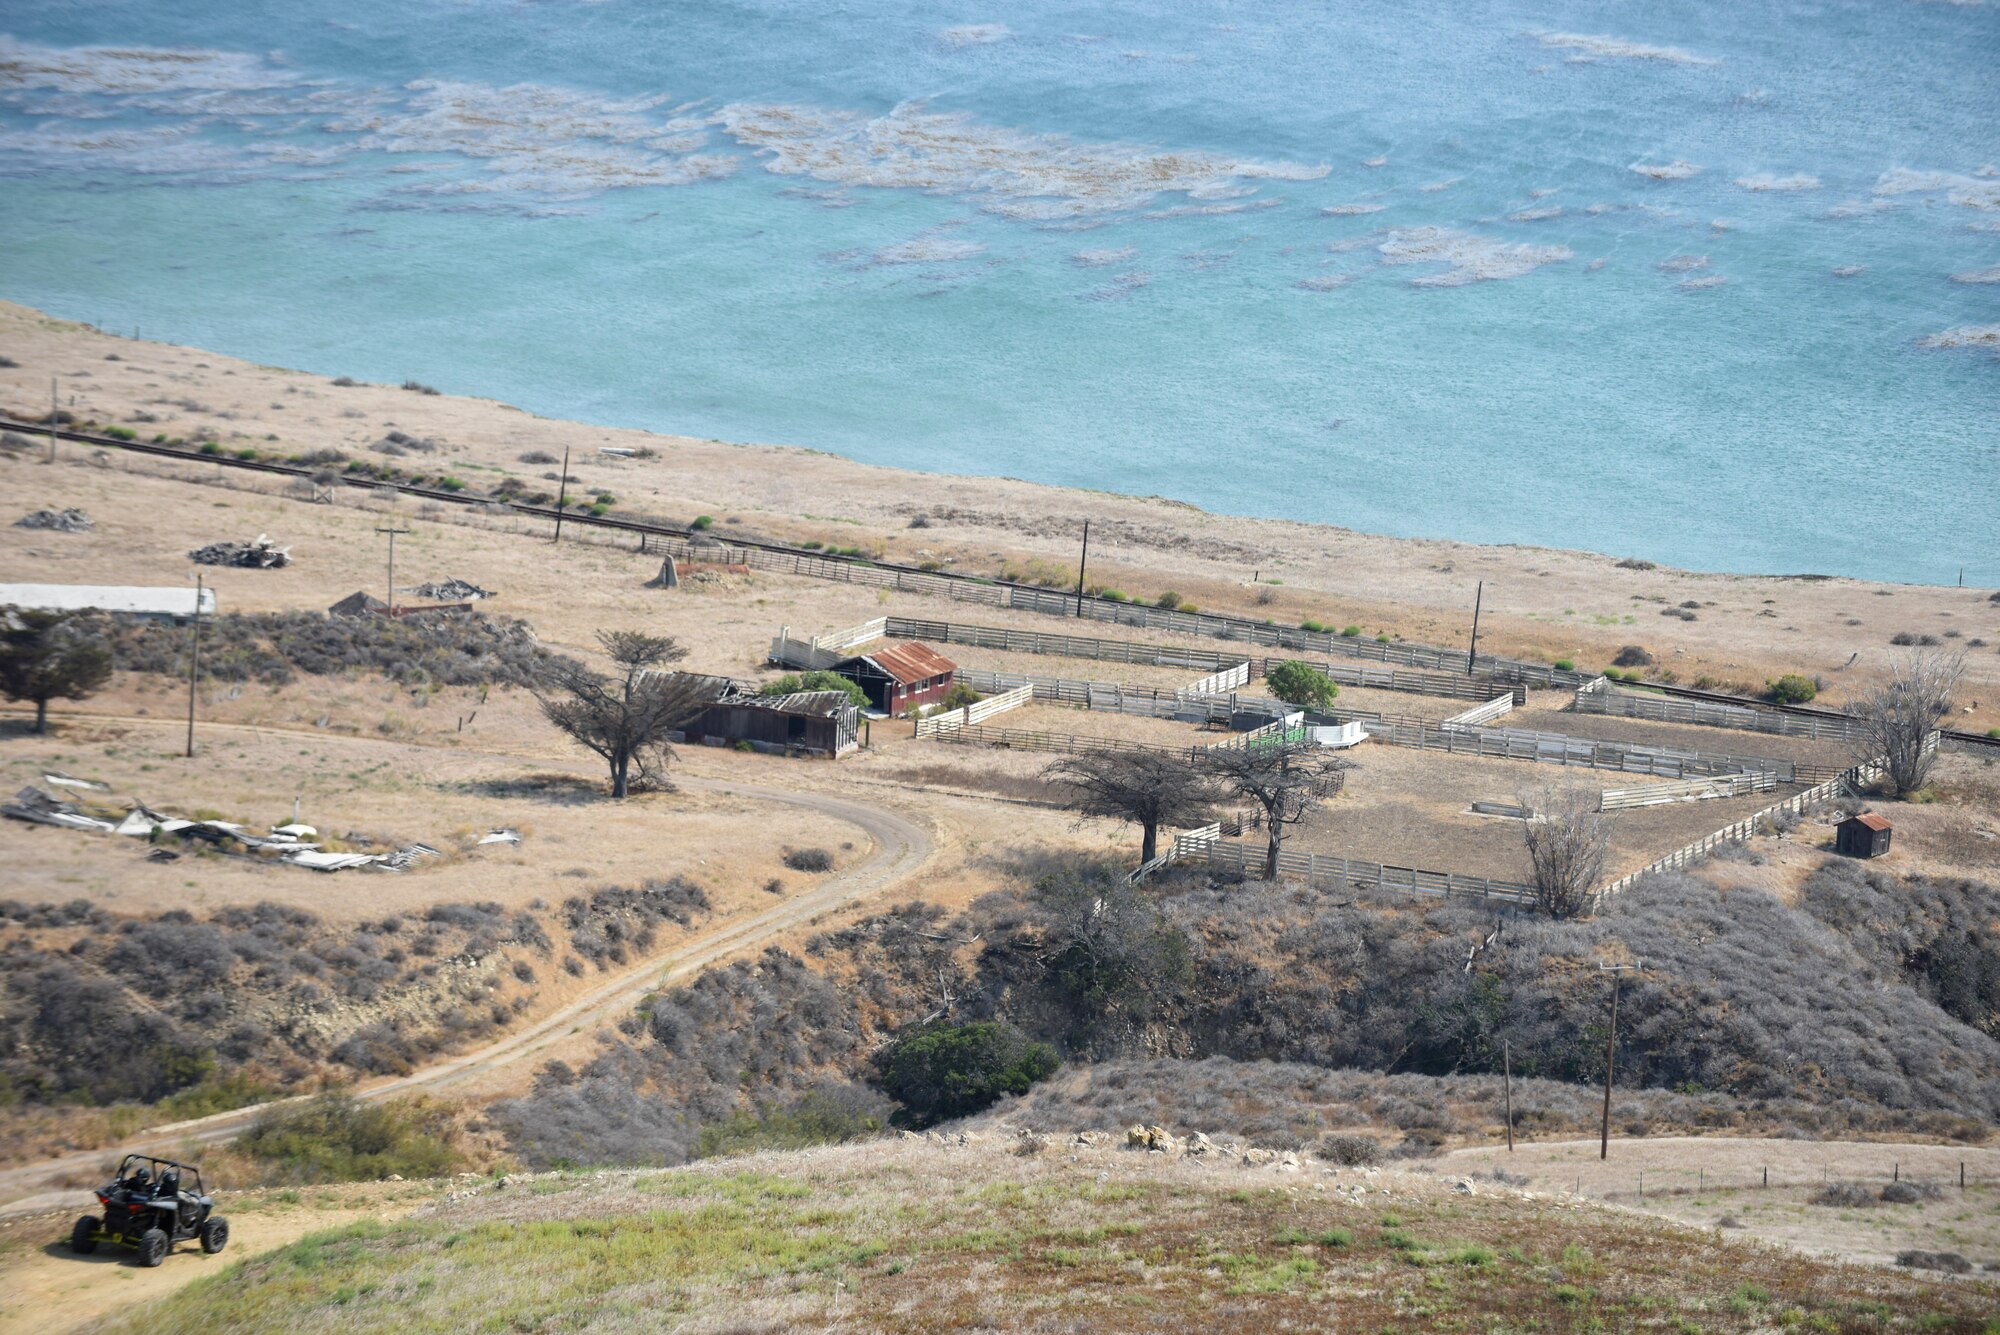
<box><xmin>3</xmin><ymin>300</ymin><xmax>1996</xmax><ymax>728</ymax></box>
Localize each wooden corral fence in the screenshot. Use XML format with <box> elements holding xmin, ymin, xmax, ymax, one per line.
<box><xmin>1203</xmin><ymin>713</ymin><xmax>1309</xmax><ymax>753</ymax></box>
<box><xmin>913</xmin><ymin>684</ymin><xmax>1033</xmax><ymax>737</ymax></box>
<box><xmin>1261</xmin><ymin>657</ymin><xmax>1525</xmax><ymax>705</ymax></box>
<box><xmin>660</xmin><ymin>537</ymin><xmax>1009</xmax><ymax>606</ymax></box>
<box><xmin>931</xmin><ymin>724</ymin><xmax>1186</xmax><ymax>760</ymax></box>
<box><xmin>1571</xmin><ymin>677</ymin><xmax>1870</xmax><ymax>743</ymax></box>
<box><xmin>883</xmin><ymin>616</ymin><xmax>1244</xmax><ymax>672</ymax></box>
<box><xmin>1589</xmin><ymin>753</ymin><xmax>1901</xmax><ymax>906</ymax></box>
<box><xmin>1598</xmin><ymin>772</ymin><xmax>1778</xmax><ymax>812</ymax></box>
<box><xmin>1156</xmin><ymin>827</ymin><xmax>1538</xmax><ymax>907</ymax></box>
<box><xmin>1357</xmin><ymin>720</ymin><xmax>1798</xmax><ymax>781</ymax></box>
<box><xmin>1003</xmin><ymin>587</ymin><xmax>1596</xmax><ymax>689</ymax></box>
<box><xmin>953</xmin><ymin>668</ymin><xmax>1290</xmax><ymax>726</ymax></box>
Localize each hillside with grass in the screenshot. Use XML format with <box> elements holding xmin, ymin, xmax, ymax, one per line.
<box><xmin>68</xmin><ymin>1140</ymin><xmax>1999</xmax><ymax>1334</ymax></box>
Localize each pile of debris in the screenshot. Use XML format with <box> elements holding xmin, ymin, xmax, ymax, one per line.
<box><xmin>16</xmin><ymin>508</ymin><xmax>93</xmax><ymax>532</ymax></box>
<box><xmin>406</xmin><ymin>578</ymin><xmax>495</xmax><ymax>602</ymax></box>
<box><xmin>190</xmin><ymin>534</ymin><xmax>291</xmax><ymax>568</ymax></box>
<box><xmin>2</xmin><ymin>777</ymin><xmax>457</xmax><ymax>874</ymax></box>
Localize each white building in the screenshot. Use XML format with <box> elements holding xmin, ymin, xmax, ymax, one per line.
<box><xmin>0</xmin><ymin>584</ymin><xmax>217</xmax><ymax>622</ymax></box>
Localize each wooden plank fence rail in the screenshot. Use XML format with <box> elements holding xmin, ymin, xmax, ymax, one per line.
<box><xmin>913</xmin><ymin>684</ymin><xmax>1034</xmax><ymax>738</ymax></box>
<box><xmin>1181</xmin><ymin>662</ymin><xmax>1253</xmax><ymax>696</ymax></box>
<box><xmin>1598</xmin><ymin>772</ymin><xmax>1777</xmax><ymax>812</ymax></box>
<box><xmin>659</xmin><ymin>537</ymin><xmax>1009</xmax><ymax>606</ymax></box>
<box><xmin>1441</xmin><ymin>695</ymin><xmax>1517</xmax><ymax>730</ymax></box>
<box><xmin>928</xmin><ymin>723</ymin><xmax>1188</xmax><ymax>760</ymax></box>
<box><xmin>952</xmin><ymin>669</ymin><xmax>1291</xmax><ymax>725</ymax></box>
<box><xmin>1571</xmin><ymin>677</ymin><xmax>1870</xmax><ymax>743</ymax></box>
<box><xmin>1261</xmin><ymin>657</ymin><xmax>1525</xmax><ymax>704</ymax></box>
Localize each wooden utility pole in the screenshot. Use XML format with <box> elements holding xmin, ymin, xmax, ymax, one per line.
<box><xmin>1599</xmin><ymin>961</ymin><xmax>1641</xmax><ymax>1159</ymax></box>
<box><xmin>47</xmin><ymin>377</ymin><xmax>58</xmax><ymax>463</ymax></box>
<box><xmin>553</xmin><ymin>445</ymin><xmax>571</xmax><ymax>544</ymax></box>
<box><xmin>375</xmin><ymin>527</ymin><xmax>410</xmax><ymax>615</ymax></box>
<box><xmin>1073</xmin><ymin>520</ymin><xmax>1090</xmax><ymax>619</ymax></box>
<box><xmin>1502</xmin><ymin>1039</ymin><xmax>1515</xmax><ymax>1152</ymax></box>
<box><xmin>184</xmin><ymin>573</ymin><xmax>204</xmax><ymax>758</ymax></box>
<box><xmin>1466</xmin><ymin>580</ymin><xmax>1483</xmax><ymax>676</ymax></box>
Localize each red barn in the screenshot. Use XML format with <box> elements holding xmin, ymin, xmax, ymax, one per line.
<box><xmin>835</xmin><ymin>642</ymin><xmax>956</xmax><ymax>715</ymax></box>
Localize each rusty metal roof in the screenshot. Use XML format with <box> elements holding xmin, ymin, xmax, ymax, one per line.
<box><xmin>1847</xmin><ymin>812</ymin><xmax>1892</xmax><ymax>832</ymax></box>
<box><xmin>752</xmin><ymin>691</ymin><xmax>856</xmax><ymax>718</ymax></box>
<box><xmin>859</xmin><ymin>641</ymin><xmax>956</xmax><ymax>686</ymax></box>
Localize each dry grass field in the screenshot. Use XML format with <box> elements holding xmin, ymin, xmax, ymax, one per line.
<box><xmin>15</xmin><ymin>1141</ymin><xmax>1988</xmax><ymax>1335</ymax></box>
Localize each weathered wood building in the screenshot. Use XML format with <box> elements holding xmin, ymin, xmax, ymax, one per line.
<box><xmin>1835</xmin><ymin>811</ymin><xmax>1892</xmax><ymax>859</ymax></box>
<box><xmin>678</xmin><ymin>680</ymin><xmax>861</xmax><ymax>758</ymax></box>
<box><xmin>834</xmin><ymin>641</ymin><xmax>956</xmax><ymax>714</ymax></box>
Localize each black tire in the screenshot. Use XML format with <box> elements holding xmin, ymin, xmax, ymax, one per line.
<box><xmin>200</xmin><ymin>1216</ymin><xmax>229</xmax><ymax>1255</ymax></box>
<box><xmin>137</xmin><ymin>1227</ymin><xmax>169</xmax><ymax>1267</ymax></box>
<box><xmin>70</xmin><ymin>1215</ymin><xmax>100</xmax><ymax>1254</ymax></box>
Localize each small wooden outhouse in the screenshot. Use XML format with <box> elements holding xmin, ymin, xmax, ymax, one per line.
<box><xmin>1835</xmin><ymin>812</ymin><xmax>1892</xmax><ymax>859</ymax></box>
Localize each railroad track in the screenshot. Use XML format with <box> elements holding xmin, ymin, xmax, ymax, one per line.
<box><xmin>8</xmin><ymin>416</ymin><xmax>1996</xmax><ymax>755</ymax></box>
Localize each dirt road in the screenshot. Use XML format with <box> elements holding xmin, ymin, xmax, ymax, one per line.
<box><xmin>0</xmin><ymin>714</ymin><xmax>935</xmax><ymax>1217</ymax></box>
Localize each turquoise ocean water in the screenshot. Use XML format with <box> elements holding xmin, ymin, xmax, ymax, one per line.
<box><xmin>1</xmin><ymin>2</ymin><xmax>1995</xmax><ymax>584</ymax></box>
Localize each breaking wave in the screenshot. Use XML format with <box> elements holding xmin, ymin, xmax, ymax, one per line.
<box><xmin>1630</xmin><ymin>160</ymin><xmax>1702</xmax><ymax>180</ymax></box>
<box><xmin>1918</xmin><ymin>326</ymin><xmax>2000</xmax><ymax>349</ymax></box>
<box><xmin>1537</xmin><ymin>33</ymin><xmax>1718</xmax><ymax>66</ymax></box>
<box><xmin>1735</xmin><ymin>172</ymin><xmax>1820</xmax><ymax>191</ymax></box>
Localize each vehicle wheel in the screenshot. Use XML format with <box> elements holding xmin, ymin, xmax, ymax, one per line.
<box><xmin>70</xmin><ymin>1215</ymin><xmax>100</xmax><ymax>1254</ymax></box>
<box><xmin>137</xmin><ymin>1227</ymin><xmax>169</xmax><ymax>1267</ymax></box>
<box><xmin>200</xmin><ymin>1216</ymin><xmax>229</xmax><ymax>1254</ymax></box>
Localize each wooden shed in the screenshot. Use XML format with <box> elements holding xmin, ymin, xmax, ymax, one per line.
<box><xmin>835</xmin><ymin>641</ymin><xmax>956</xmax><ymax>715</ymax></box>
<box><xmin>684</xmin><ymin>689</ymin><xmax>860</xmax><ymax>758</ymax></box>
<box><xmin>1835</xmin><ymin>811</ymin><xmax>1892</xmax><ymax>859</ymax></box>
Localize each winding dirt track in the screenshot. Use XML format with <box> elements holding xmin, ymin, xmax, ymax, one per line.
<box><xmin>0</xmin><ymin>713</ymin><xmax>935</xmax><ymax>1217</ymax></box>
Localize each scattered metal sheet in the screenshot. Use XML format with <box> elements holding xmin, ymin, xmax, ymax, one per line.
<box><xmin>3</xmin><ymin>787</ymin><xmax>118</xmax><ymax>832</ymax></box>
<box><xmin>476</xmin><ymin>828</ymin><xmax>522</xmax><ymax>846</ymax></box>
<box><xmin>284</xmin><ymin>850</ymin><xmax>382</xmax><ymax>872</ymax></box>
<box><xmin>42</xmin><ymin>772</ymin><xmax>107</xmax><ymax>791</ymax></box>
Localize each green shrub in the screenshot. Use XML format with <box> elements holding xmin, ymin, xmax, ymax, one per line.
<box><xmin>197</xmin><ymin>441</ymin><xmax>221</xmax><ymax>456</ymax></box>
<box><xmin>1156</xmin><ymin>592</ymin><xmax>1183</xmax><ymax>610</ymax></box>
<box><xmin>1100</xmin><ymin>589</ymin><xmax>1128</xmax><ymax>603</ymax></box>
<box><xmin>1767</xmin><ymin>674</ymin><xmax>1818</xmax><ymax>704</ymax></box>
<box><xmin>694</xmin><ymin>1090</ymin><xmax>884</xmax><ymax>1159</ymax></box>
<box><xmin>691</xmin><ymin>515</ymin><xmax>714</xmax><ymax>531</ymax></box>
<box><xmin>733</xmin><ymin>740</ymin><xmax>755</xmax><ymax>753</ymax></box>
<box><xmin>800</xmin><ymin>539</ymin><xmax>822</xmax><ymax>550</ymax></box>
<box><xmin>877</xmin><ymin>1021</ymin><xmax>1060</xmax><ymax>1127</ymax></box>
<box><xmin>234</xmin><ymin>448</ymin><xmax>259</xmax><ymax>461</ymax></box>
<box><xmin>1988</xmin><ymin>728</ymin><xmax>2000</xmax><ymax>740</ymax></box>
<box><xmin>237</xmin><ymin>1094</ymin><xmax>465</xmax><ymax>1184</ymax></box>
<box><xmin>758</xmin><ymin>671</ymin><xmax>868</xmax><ymax>708</ymax></box>
<box><xmin>940</xmin><ymin>682</ymin><xmax>982</xmax><ymax>711</ymax></box>
<box><xmin>1341</xmin><ymin>625</ymin><xmax>1361</xmax><ymax>637</ymax></box>
<box><xmin>156</xmin><ymin>1071</ymin><xmax>279</xmax><ymax>1122</ymax></box>
<box><xmin>104</xmin><ymin>426</ymin><xmax>136</xmax><ymax>441</ymax></box>
<box><xmin>438</xmin><ymin>476</ymin><xmax>465</xmax><ymax>492</ymax></box>
<box><xmin>594</xmin><ymin>492</ymin><xmax>616</xmax><ymax>506</ymax></box>
<box><xmin>1300</xmin><ymin>620</ymin><xmax>1327</xmax><ymax>634</ymax></box>
<box><xmin>152</xmin><ymin>433</ymin><xmax>168</xmax><ymax>443</ymax></box>
<box><xmin>1265</xmin><ymin>660</ymin><xmax>1340</xmax><ymax>711</ymax></box>
<box><xmin>1553</xmin><ymin>658</ymin><xmax>1575</xmax><ymax>672</ymax></box>
<box><xmin>1374</xmin><ymin>633</ymin><xmax>1392</xmax><ymax>644</ymax></box>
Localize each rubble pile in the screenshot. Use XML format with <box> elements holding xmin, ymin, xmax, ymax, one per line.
<box><xmin>190</xmin><ymin>534</ymin><xmax>291</xmax><ymax>568</ymax></box>
<box><xmin>406</xmin><ymin>578</ymin><xmax>495</xmax><ymax>602</ymax></box>
<box><xmin>15</xmin><ymin>508</ymin><xmax>93</xmax><ymax>532</ymax></box>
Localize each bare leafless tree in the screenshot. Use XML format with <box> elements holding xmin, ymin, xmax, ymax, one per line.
<box><xmin>1852</xmin><ymin>649</ymin><xmax>1963</xmax><ymax>797</ymax></box>
<box><xmin>1044</xmin><ymin>751</ymin><xmax>1220</xmax><ymax>864</ymax></box>
<box><xmin>535</xmin><ymin>631</ymin><xmax>702</xmax><ymax>798</ymax></box>
<box><xmin>1200</xmin><ymin>742</ymin><xmax>1347</xmax><ymax>879</ymax></box>
<box><xmin>1519</xmin><ymin>777</ymin><xmax>1609</xmax><ymax>919</ymax></box>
